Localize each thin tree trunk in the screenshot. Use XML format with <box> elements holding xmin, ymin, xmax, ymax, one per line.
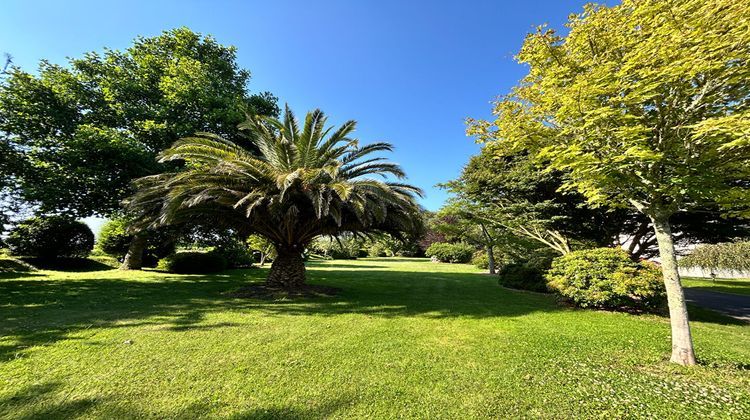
<box><xmin>485</xmin><ymin>245</ymin><xmax>496</xmax><ymax>275</ymax></box>
<box><xmin>650</xmin><ymin>213</ymin><xmax>697</xmax><ymax>366</ymax></box>
<box><xmin>120</xmin><ymin>232</ymin><xmax>147</xmax><ymax>270</ymax></box>
<box><xmin>480</xmin><ymin>223</ymin><xmax>496</xmax><ymax>274</ymax></box>
<box><xmin>266</xmin><ymin>248</ymin><xmax>306</xmax><ymax>289</ymax></box>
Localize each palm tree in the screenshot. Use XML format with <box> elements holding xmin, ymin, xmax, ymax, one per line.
<box><xmin>127</xmin><ymin>106</ymin><xmax>423</xmax><ymax>289</ymax></box>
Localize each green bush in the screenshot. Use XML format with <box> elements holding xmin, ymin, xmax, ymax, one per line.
<box><xmin>472</xmin><ymin>250</ymin><xmax>489</xmax><ymax>269</ymax></box>
<box><xmin>546</xmin><ymin>248</ymin><xmax>665</xmax><ymax>309</ymax></box>
<box><xmin>212</xmin><ymin>240</ymin><xmax>254</xmax><ymax>268</ymax></box>
<box><xmin>425</xmin><ymin>242</ymin><xmax>474</xmax><ymax>263</ymax></box>
<box><xmin>96</xmin><ymin>218</ymin><xmax>176</xmax><ymax>266</ymax></box>
<box><xmin>367</xmin><ymin>242</ymin><xmax>389</xmax><ymax>257</ymax></box>
<box><xmin>6</xmin><ymin>216</ymin><xmax>94</xmax><ymax>260</ymax></box>
<box><xmin>157</xmin><ymin>251</ymin><xmax>227</xmax><ymax>274</ymax></box>
<box><xmin>311</xmin><ymin>236</ymin><xmax>361</xmax><ymax>259</ymax></box>
<box><xmin>498</xmin><ymin>263</ymin><xmax>549</xmax><ymax>292</ymax></box>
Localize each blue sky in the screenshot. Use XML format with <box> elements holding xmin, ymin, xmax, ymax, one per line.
<box><xmin>1</xmin><ymin>0</ymin><xmax>592</xmax><ymax>212</ymax></box>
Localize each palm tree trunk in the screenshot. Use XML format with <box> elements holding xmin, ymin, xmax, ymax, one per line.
<box><xmin>266</xmin><ymin>248</ymin><xmax>306</xmax><ymax>289</ymax></box>
<box><xmin>650</xmin><ymin>213</ymin><xmax>697</xmax><ymax>366</ymax></box>
<box><xmin>120</xmin><ymin>232</ymin><xmax>147</xmax><ymax>270</ymax></box>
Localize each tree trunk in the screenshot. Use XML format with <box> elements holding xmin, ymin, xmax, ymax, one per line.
<box><xmin>266</xmin><ymin>248</ymin><xmax>306</xmax><ymax>289</ymax></box>
<box><xmin>480</xmin><ymin>223</ymin><xmax>496</xmax><ymax>274</ymax></box>
<box><xmin>650</xmin><ymin>214</ymin><xmax>697</xmax><ymax>366</ymax></box>
<box><xmin>485</xmin><ymin>245</ymin><xmax>496</xmax><ymax>275</ymax></box>
<box><xmin>120</xmin><ymin>232</ymin><xmax>147</xmax><ymax>270</ymax></box>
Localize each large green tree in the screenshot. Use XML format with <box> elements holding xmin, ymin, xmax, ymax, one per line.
<box><xmin>469</xmin><ymin>0</ymin><xmax>750</xmax><ymax>365</ymax></box>
<box><xmin>0</xmin><ymin>28</ymin><xmax>278</xmax><ymax>266</ymax></box>
<box><xmin>127</xmin><ymin>107</ymin><xmax>423</xmax><ymax>289</ymax></box>
<box><xmin>444</xmin><ymin>142</ymin><xmax>627</xmax><ymax>256</ymax></box>
<box><xmin>448</xmin><ymin>142</ymin><xmax>750</xmax><ymax>259</ymax></box>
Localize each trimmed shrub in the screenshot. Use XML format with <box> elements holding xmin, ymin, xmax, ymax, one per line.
<box><xmin>546</xmin><ymin>248</ymin><xmax>665</xmax><ymax>309</ymax></box>
<box><xmin>498</xmin><ymin>263</ymin><xmax>549</xmax><ymax>292</ymax></box>
<box><xmin>425</xmin><ymin>242</ymin><xmax>474</xmax><ymax>263</ymax></box>
<box><xmin>157</xmin><ymin>251</ymin><xmax>227</xmax><ymax>274</ymax></box>
<box><xmin>6</xmin><ymin>216</ymin><xmax>94</xmax><ymax>260</ymax></box>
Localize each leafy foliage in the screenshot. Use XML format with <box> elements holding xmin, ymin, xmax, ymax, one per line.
<box><xmin>680</xmin><ymin>241</ymin><xmax>750</xmax><ymax>273</ymax></box>
<box><xmin>469</xmin><ymin>1</ymin><xmax>750</xmax><ymax>219</ymax></box>
<box><xmin>96</xmin><ymin>218</ymin><xmax>177</xmax><ymax>265</ymax></box>
<box><xmin>179</xmin><ymin>224</ymin><xmax>253</xmax><ymax>268</ymax></box>
<box><xmin>156</xmin><ymin>251</ymin><xmax>227</xmax><ymax>274</ymax></box>
<box><xmin>443</xmin><ymin>143</ymin><xmax>628</xmax><ymax>255</ymax></box>
<box><xmin>6</xmin><ymin>216</ymin><xmax>94</xmax><ymax>260</ymax></box>
<box><xmin>425</xmin><ymin>242</ymin><xmax>474</xmax><ymax>263</ymax></box>
<box><xmin>310</xmin><ymin>235</ymin><xmax>363</xmax><ymax>259</ymax></box>
<box><xmin>0</xmin><ymin>28</ymin><xmax>277</xmax><ymax>218</ymax></box>
<box><xmin>546</xmin><ymin>248</ymin><xmax>665</xmax><ymax>310</ymax></box>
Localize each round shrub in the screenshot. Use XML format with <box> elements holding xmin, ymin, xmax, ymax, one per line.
<box><xmin>498</xmin><ymin>263</ymin><xmax>549</xmax><ymax>292</ymax></box>
<box><xmin>96</xmin><ymin>218</ymin><xmax>132</xmax><ymax>256</ymax></box>
<box><xmin>6</xmin><ymin>216</ymin><xmax>94</xmax><ymax>260</ymax></box>
<box><xmin>157</xmin><ymin>251</ymin><xmax>227</xmax><ymax>274</ymax></box>
<box><xmin>545</xmin><ymin>248</ymin><xmax>665</xmax><ymax>309</ymax></box>
<box><xmin>425</xmin><ymin>242</ymin><xmax>474</xmax><ymax>263</ymax></box>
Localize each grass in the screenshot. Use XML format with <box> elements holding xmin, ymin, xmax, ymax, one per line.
<box><xmin>1</xmin><ymin>258</ymin><xmax>748</xmax><ymax>418</ymax></box>
<box><xmin>683</xmin><ymin>276</ymin><xmax>750</xmax><ymax>296</ymax></box>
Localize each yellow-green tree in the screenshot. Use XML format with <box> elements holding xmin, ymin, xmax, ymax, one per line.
<box><xmin>469</xmin><ymin>0</ymin><xmax>750</xmax><ymax>365</ymax></box>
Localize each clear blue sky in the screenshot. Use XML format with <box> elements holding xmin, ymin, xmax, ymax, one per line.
<box><xmin>1</xmin><ymin>0</ymin><xmax>593</xmax><ymax>211</ymax></box>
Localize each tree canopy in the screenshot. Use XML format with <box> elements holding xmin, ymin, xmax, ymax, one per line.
<box><xmin>467</xmin><ymin>0</ymin><xmax>750</xmax><ymax>365</ymax></box>
<box><xmin>0</xmin><ymin>27</ymin><xmax>278</xmax><ymax>218</ymax></box>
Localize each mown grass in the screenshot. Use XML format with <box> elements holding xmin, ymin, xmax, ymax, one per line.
<box><xmin>1</xmin><ymin>258</ymin><xmax>748</xmax><ymax>418</ymax></box>
<box><xmin>683</xmin><ymin>276</ymin><xmax>750</xmax><ymax>296</ymax></box>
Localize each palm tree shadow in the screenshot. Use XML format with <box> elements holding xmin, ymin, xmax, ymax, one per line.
<box><xmin>0</xmin><ymin>268</ymin><xmax>560</xmax><ymax>361</ymax></box>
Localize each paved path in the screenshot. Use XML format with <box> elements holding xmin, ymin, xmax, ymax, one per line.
<box><xmin>684</xmin><ymin>288</ymin><xmax>750</xmax><ymax>322</ymax></box>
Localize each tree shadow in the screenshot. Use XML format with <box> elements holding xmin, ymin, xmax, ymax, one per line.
<box><xmin>307</xmin><ymin>263</ymin><xmax>388</xmax><ymax>269</ymax></box>
<box><xmin>20</xmin><ymin>257</ymin><xmax>115</xmax><ymax>272</ymax></box>
<box><xmin>0</xmin><ymin>382</ymin><xmax>99</xmax><ymax>419</ymax></box>
<box><xmin>687</xmin><ymin>304</ymin><xmax>748</xmax><ymax>326</ymax></box>
<box><xmin>0</xmin><ymin>267</ymin><xmax>562</xmax><ymax>361</ymax></box>
<box><xmin>229</xmin><ymin>395</ymin><xmax>354</xmax><ymax>419</ymax></box>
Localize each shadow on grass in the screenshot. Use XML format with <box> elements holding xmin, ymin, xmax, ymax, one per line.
<box><xmin>19</xmin><ymin>257</ymin><xmax>115</xmax><ymax>272</ymax></box>
<box><xmin>2</xmin><ymin>264</ymin><xmax>742</xmax><ymax>364</ymax></box>
<box><xmin>0</xmin><ymin>380</ymin><xmax>353</xmax><ymax>418</ymax></box>
<box><xmin>0</xmin><ymin>382</ymin><xmax>99</xmax><ymax>419</ymax></box>
<box><xmin>687</xmin><ymin>304</ymin><xmax>748</xmax><ymax>326</ymax></box>
<box><xmin>0</xmin><ymin>267</ymin><xmax>561</xmax><ymax>361</ymax></box>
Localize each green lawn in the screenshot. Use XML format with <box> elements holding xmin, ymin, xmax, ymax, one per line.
<box><xmin>1</xmin><ymin>258</ymin><xmax>749</xmax><ymax>418</ymax></box>
<box><xmin>683</xmin><ymin>276</ymin><xmax>750</xmax><ymax>296</ymax></box>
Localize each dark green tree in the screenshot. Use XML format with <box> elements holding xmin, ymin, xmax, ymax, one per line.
<box><xmin>0</xmin><ymin>28</ymin><xmax>278</xmax><ymax>267</ymax></box>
